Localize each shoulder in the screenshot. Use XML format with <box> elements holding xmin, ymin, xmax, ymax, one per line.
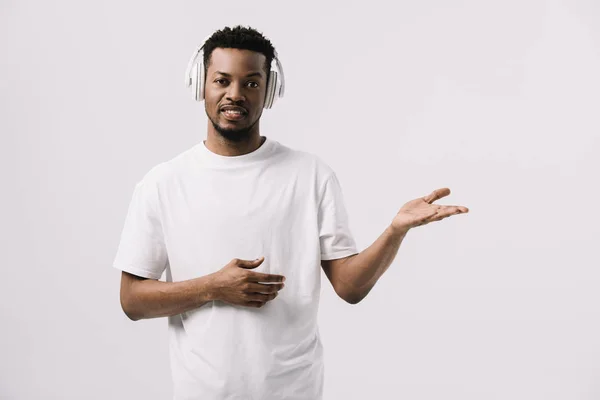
<box><xmin>274</xmin><ymin>141</ymin><xmax>336</xmax><ymax>179</ymax></box>
<box><xmin>136</xmin><ymin>145</ymin><xmax>199</xmax><ymax>190</ymax></box>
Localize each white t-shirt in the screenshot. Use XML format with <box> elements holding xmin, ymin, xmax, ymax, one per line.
<box><xmin>113</xmin><ymin>136</ymin><xmax>359</xmax><ymax>400</ymax></box>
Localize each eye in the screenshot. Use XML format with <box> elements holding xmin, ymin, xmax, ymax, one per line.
<box><xmin>215</xmin><ymin>78</ymin><xmax>228</xmax><ymax>85</ymax></box>
<box><xmin>247</xmin><ymin>82</ymin><xmax>259</xmax><ymax>88</ymax></box>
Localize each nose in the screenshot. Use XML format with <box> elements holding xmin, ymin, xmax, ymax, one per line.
<box><xmin>226</xmin><ymin>82</ymin><xmax>246</xmax><ymax>102</ymax></box>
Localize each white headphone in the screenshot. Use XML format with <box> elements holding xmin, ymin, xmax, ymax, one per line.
<box><xmin>184</xmin><ymin>35</ymin><xmax>286</xmax><ymax>109</ymax></box>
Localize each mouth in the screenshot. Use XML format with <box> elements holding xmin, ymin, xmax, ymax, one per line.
<box><xmin>220</xmin><ymin>106</ymin><xmax>248</xmax><ymax>121</ymax></box>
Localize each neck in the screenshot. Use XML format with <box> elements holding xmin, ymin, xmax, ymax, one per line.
<box><xmin>204</xmin><ymin>122</ymin><xmax>265</xmax><ymax>157</ymax></box>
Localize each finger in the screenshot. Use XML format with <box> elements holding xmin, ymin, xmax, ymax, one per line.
<box><xmin>420</xmin><ymin>208</ymin><xmax>449</xmax><ymax>224</ymax></box>
<box><xmin>245</xmin><ymin>282</ymin><xmax>285</xmax><ymax>294</ymax></box>
<box><xmin>247</xmin><ymin>272</ymin><xmax>286</xmax><ymax>283</ymax></box>
<box><xmin>429</xmin><ymin>207</ymin><xmax>467</xmax><ymax>222</ymax></box>
<box><xmin>247</xmin><ymin>292</ymin><xmax>278</xmax><ymax>303</ymax></box>
<box><xmin>422</xmin><ymin>188</ymin><xmax>451</xmax><ymax>204</ymax></box>
<box><xmin>246</xmin><ymin>301</ymin><xmax>266</xmax><ymax>308</ymax></box>
<box><xmin>236</xmin><ymin>257</ymin><xmax>265</xmax><ymax>269</ymax></box>
<box><xmin>439</xmin><ymin>205</ymin><xmax>469</xmax><ymax>215</ymax></box>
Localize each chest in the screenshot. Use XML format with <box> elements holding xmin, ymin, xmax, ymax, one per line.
<box><xmin>159</xmin><ymin>169</ymin><xmax>321</xmax><ymax>283</ymax></box>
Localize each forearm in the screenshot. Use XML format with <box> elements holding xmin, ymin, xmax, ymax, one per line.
<box><xmin>341</xmin><ymin>225</ymin><xmax>409</xmax><ymax>303</ymax></box>
<box><xmin>124</xmin><ymin>273</ymin><xmax>217</xmax><ymax>321</ymax></box>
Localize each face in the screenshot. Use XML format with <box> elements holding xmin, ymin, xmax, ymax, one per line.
<box><xmin>204</xmin><ymin>48</ymin><xmax>268</xmax><ymax>143</ymax></box>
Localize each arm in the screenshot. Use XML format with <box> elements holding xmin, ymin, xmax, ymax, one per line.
<box><xmin>322</xmin><ymin>225</ymin><xmax>407</xmax><ymax>305</ymax></box>
<box><xmin>120</xmin><ymin>271</ymin><xmax>217</xmax><ymax>321</ymax></box>
<box><xmin>114</xmin><ymin>180</ymin><xmax>283</xmax><ymax>319</ymax></box>
<box><xmin>119</xmin><ymin>257</ymin><xmax>286</xmax><ymax>321</ymax></box>
<box><xmin>322</xmin><ymin>188</ymin><xmax>468</xmax><ymax>304</ymax></box>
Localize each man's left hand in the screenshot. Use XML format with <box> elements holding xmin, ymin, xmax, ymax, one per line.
<box><xmin>390</xmin><ymin>187</ymin><xmax>469</xmax><ymax>234</ymax></box>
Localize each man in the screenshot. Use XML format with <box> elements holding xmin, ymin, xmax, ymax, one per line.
<box><xmin>113</xmin><ymin>25</ymin><xmax>469</xmax><ymax>400</ymax></box>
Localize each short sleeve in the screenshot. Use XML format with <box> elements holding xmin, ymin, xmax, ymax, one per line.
<box><xmin>318</xmin><ymin>172</ymin><xmax>359</xmax><ymax>260</ymax></box>
<box><xmin>112</xmin><ymin>179</ymin><xmax>168</xmax><ymax>279</ymax></box>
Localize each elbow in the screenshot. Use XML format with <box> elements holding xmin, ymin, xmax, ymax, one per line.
<box><xmin>119</xmin><ymin>273</ymin><xmax>150</xmax><ymax>321</ymax></box>
<box><xmin>124</xmin><ymin>309</ymin><xmax>141</xmax><ymax>322</ymax></box>
<box><xmin>344</xmin><ymin>294</ymin><xmax>364</xmax><ymax>305</ymax></box>
<box><xmin>120</xmin><ymin>294</ymin><xmax>142</xmax><ymax>321</ymax></box>
<box><xmin>337</xmin><ymin>287</ymin><xmax>366</xmax><ymax>305</ymax></box>
<box><xmin>121</xmin><ymin>300</ymin><xmax>138</xmax><ymax>321</ymax></box>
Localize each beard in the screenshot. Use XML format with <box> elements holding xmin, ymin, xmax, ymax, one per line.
<box><xmin>207</xmin><ymin>106</ymin><xmax>262</xmax><ymax>143</ymax></box>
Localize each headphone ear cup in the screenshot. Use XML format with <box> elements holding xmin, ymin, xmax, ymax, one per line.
<box><xmin>264</xmin><ymin>70</ymin><xmax>277</xmax><ymax>109</ymax></box>
<box><xmin>271</xmin><ymin>71</ymin><xmax>281</xmax><ymax>107</ymax></box>
<box><xmin>191</xmin><ymin>63</ymin><xmax>201</xmax><ymax>101</ymax></box>
<box><xmin>190</xmin><ymin>63</ymin><xmax>198</xmax><ymax>101</ymax></box>
<box><xmin>197</xmin><ymin>60</ymin><xmax>204</xmax><ymax>101</ymax></box>
<box><xmin>190</xmin><ymin>61</ymin><xmax>204</xmax><ymax>102</ymax></box>
<box><xmin>193</xmin><ymin>62</ymin><xmax>204</xmax><ymax>101</ymax></box>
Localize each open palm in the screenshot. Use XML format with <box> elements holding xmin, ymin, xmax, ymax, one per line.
<box><xmin>391</xmin><ymin>188</ymin><xmax>469</xmax><ymax>233</ymax></box>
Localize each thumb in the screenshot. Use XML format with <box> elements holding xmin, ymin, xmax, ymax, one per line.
<box><xmin>237</xmin><ymin>256</ymin><xmax>265</xmax><ymax>269</ymax></box>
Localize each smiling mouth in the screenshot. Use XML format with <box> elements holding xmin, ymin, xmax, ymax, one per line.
<box><xmin>221</xmin><ymin>109</ymin><xmax>247</xmax><ymax>121</ymax></box>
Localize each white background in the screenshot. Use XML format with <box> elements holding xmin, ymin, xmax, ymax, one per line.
<box><xmin>2</xmin><ymin>0</ymin><xmax>599</xmax><ymax>399</ymax></box>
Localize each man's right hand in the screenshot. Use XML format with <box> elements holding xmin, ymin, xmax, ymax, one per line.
<box><xmin>210</xmin><ymin>257</ymin><xmax>286</xmax><ymax>308</ymax></box>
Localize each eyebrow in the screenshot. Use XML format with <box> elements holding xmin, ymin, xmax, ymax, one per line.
<box><xmin>214</xmin><ymin>71</ymin><xmax>264</xmax><ymax>79</ymax></box>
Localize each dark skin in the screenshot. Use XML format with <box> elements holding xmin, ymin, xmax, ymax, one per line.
<box><xmin>322</xmin><ymin>188</ymin><xmax>469</xmax><ymax>304</ymax></box>
<box><xmin>120</xmin><ymin>258</ymin><xmax>284</xmax><ymax>320</ymax></box>
<box><xmin>203</xmin><ymin>47</ymin><xmax>268</xmax><ymax>157</ymax></box>
<box><xmin>119</xmin><ymin>48</ymin><xmax>469</xmax><ymax>320</ymax></box>
<box><xmin>119</xmin><ymin>48</ymin><xmax>285</xmax><ymax>320</ymax></box>
<box><xmin>200</xmin><ymin>48</ymin><xmax>287</xmax><ymax>307</ymax></box>
<box><xmin>200</xmin><ymin>51</ymin><xmax>469</xmax><ymax>306</ymax></box>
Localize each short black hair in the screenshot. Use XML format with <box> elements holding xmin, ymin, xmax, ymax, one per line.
<box><xmin>202</xmin><ymin>25</ymin><xmax>276</xmax><ymax>77</ymax></box>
